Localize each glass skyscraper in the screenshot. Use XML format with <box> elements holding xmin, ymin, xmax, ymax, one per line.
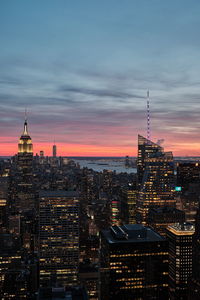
<box><xmin>137</xmin><ymin>135</ymin><xmax>175</xmax><ymax>225</ymax></box>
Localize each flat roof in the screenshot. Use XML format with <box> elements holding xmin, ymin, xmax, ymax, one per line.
<box><xmin>102</xmin><ymin>224</ymin><xmax>165</xmax><ymax>244</ymax></box>
<box><xmin>167</xmin><ymin>223</ymin><xmax>195</xmax><ymax>236</ymax></box>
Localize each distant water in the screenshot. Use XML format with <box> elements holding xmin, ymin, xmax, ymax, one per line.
<box><xmin>73</xmin><ymin>158</ymin><xmax>137</xmax><ymax>174</ymax></box>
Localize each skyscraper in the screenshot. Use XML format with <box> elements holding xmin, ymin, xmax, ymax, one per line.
<box><xmin>18</xmin><ymin>118</ymin><xmax>33</xmax><ymax>155</ymax></box>
<box><xmin>188</xmin><ymin>207</ymin><xmax>200</xmax><ymax>299</ymax></box>
<box><xmin>15</xmin><ymin>117</ymin><xmax>35</xmax><ymax>212</ymax></box>
<box><xmin>137</xmin><ymin>135</ymin><xmax>175</xmax><ymax>225</ymax></box>
<box><xmin>166</xmin><ymin>223</ymin><xmax>194</xmax><ymax>300</ymax></box>
<box><xmin>121</xmin><ymin>186</ymin><xmax>137</xmax><ymax>224</ymax></box>
<box><xmin>39</xmin><ymin>190</ymin><xmax>79</xmax><ymax>288</ymax></box>
<box><xmin>177</xmin><ymin>162</ymin><xmax>200</xmax><ymax>192</ymax></box>
<box><xmin>53</xmin><ymin>144</ymin><xmax>57</xmax><ymax>157</ymax></box>
<box><xmin>100</xmin><ymin>224</ymin><xmax>169</xmax><ymax>300</ymax></box>
<box><xmin>148</xmin><ymin>207</ymin><xmax>185</xmax><ymax>237</ymax></box>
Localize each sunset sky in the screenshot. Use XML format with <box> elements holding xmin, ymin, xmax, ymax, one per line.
<box><xmin>1</xmin><ymin>1</ymin><xmax>200</xmax><ymax>156</ymax></box>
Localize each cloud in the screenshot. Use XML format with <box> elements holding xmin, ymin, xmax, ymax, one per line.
<box><xmin>59</xmin><ymin>85</ymin><xmax>145</xmax><ymax>100</ymax></box>
<box><xmin>1</xmin><ymin>58</ymin><xmax>200</xmax><ymax>155</ymax></box>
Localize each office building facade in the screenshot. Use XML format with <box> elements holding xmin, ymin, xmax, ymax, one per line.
<box><xmin>137</xmin><ymin>135</ymin><xmax>175</xmax><ymax>225</ymax></box>
<box><xmin>100</xmin><ymin>224</ymin><xmax>169</xmax><ymax>300</ymax></box>
<box><xmin>39</xmin><ymin>190</ymin><xmax>79</xmax><ymax>288</ymax></box>
<box><xmin>166</xmin><ymin>223</ymin><xmax>194</xmax><ymax>300</ymax></box>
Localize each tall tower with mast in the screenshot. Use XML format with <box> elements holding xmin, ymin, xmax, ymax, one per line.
<box><xmin>16</xmin><ymin>113</ymin><xmax>34</xmax><ymax>213</ymax></box>
<box><xmin>18</xmin><ymin>112</ymin><xmax>33</xmax><ymax>154</ymax></box>
<box><xmin>136</xmin><ymin>91</ymin><xmax>175</xmax><ymax>225</ymax></box>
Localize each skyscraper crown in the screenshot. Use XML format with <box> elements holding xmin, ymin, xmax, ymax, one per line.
<box><xmin>18</xmin><ymin>118</ymin><xmax>33</xmax><ymax>154</ymax></box>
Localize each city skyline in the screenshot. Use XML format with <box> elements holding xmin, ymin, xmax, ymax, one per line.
<box><xmin>1</xmin><ymin>1</ymin><xmax>200</xmax><ymax>156</ymax></box>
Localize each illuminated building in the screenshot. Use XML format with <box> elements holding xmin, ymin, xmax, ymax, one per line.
<box><xmin>166</xmin><ymin>223</ymin><xmax>194</xmax><ymax>300</ymax></box>
<box><xmin>100</xmin><ymin>224</ymin><xmax>169</xmax><ymax>300</ymax></box>
<box><xmin>177</xmin><ymin>162</ymin><xmax>200</xmax><ymax>192</ymax></box>
<box><xmin>0</xmin><ymin>233</ymin><xmax>37</xmax><ymax>299</ymax></box>
<box><xmin>16</xmin><ymin>118</ymin><xmax>35</xmax><ymax>212</ymax></box>
<box><xmin>111</xmin><ymin>197</ymin><xmax>120</xmax><ymax>226</ymax></box>
<box><xmin>176</xmin><ymin>162</ymin><xmax>200</xmax><ymax>223</ymax></box>
<box><xmin>176</xmin><ymin>162</ymin><xmax>200</xmax><ymax>222</ymax></box>
<box><xmin>188</xmin><ymin>208</ymin><xmax>200</xmax><ymax>299</ymax></box>
<box><xmin>137</xmin><ymin>135</ymin><xmax>162</xmax><ymax>187</ymax></box>
<box><xmin>121</xmin><ymin>186</ymin><xmax>137</xmax><ymax>224</ymax></box>
<box><xmin>0</xmin><ymin>234</ymin><xmax>21</xmax><ymax>298</ymax></box>
<box><xmin>0</xmin><ymin>177</ymin><xmax>9</xmax><ymax>232</ymax></box>
<box><xmin>18</xmin><ymin>118</ymin><xmax>33</xmax><ymax>154</ymax></box>
<box><xmin>39</xmin><ymin>190</ymin><xmax>79</xmax><ymax>288</ymax></box>
<box><xmin>137</xmin><ymin>135</ymin><xmax>175</xmax><ymax>225</ymax></box>
<box><xmin>148</xmin><ymin>206</ymin><xmax>185</xmax><ymax>237</ymax></box>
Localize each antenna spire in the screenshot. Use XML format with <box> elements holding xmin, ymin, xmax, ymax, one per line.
<box><xmin>147</xmin><ymin>90</ymin><xmax>150</xmax><ymax>141</ymax></box>
<box><xmin>25</xmin><ymin>108</ymin><xmax>27</xmax><ymax>121</ymax></box>
<box><xmin>23</xmin><ymin>109</ymin><xmax>28</xmax><ymax>135</ymax></box>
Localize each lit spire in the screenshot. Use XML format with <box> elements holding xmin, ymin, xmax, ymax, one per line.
<box><xmin>147</xmin><ymin>90</ymin><xmax>150</xmax><ymax>141</ymax></box>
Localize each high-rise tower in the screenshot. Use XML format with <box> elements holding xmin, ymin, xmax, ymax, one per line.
<box><xmin>187</xmin><ymin>207</ymin><xmax>200</xmax><ymax>299</ymax></box>
<box><xmin>166</xmin><ymin>223</ymin><xmax>194</xmax><ymax>300</ymax></box>
<box><xmin>15</xmin><ymin>118</ymin><xmax>34</xmax><ymax>213</ymax></box>
<box><xmin>100</xmin><ymin>224</ymin><xmax>169</xmax><ymax>300</ymax></box>
<box><xmin>53</xmin><ymin>144</ymin><xmax>57</xmax><ymax>157</ymax></box>
<box><xmin>39</xmin><ymin>190</ymin><xmax>79</xmax><ymax>288</ymax></box>
<box><xmin>137</xmin><ymin>135</ymin><xmax>175</xmax><ymax>225</ymax></box>
<box><xmin>18</xmin><ymin>118</ymin><xmax>33</xmax><ymax>154</ymax></box>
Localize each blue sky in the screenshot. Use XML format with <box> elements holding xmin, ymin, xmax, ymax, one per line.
<box><xmin>1</xmin><ymin>0</ymin><xmax>200</xmax><ymax>155</ymax></box>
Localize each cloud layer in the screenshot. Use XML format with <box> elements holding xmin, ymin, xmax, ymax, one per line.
<box><xmin>1</xmin><ymin>1</ymin><xmax>200</xmax><ymax>156</ymax></box>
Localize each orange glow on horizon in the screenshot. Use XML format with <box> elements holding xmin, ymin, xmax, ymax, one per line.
<box><xmin>0</xmin><ymin>142</ymin><xmax>137</xmax><ymax>157</ymax></box>
<box><xmin>0</xmin><ymin>141</ymin><xmax>200</xmax><ymax>157</ymax></box>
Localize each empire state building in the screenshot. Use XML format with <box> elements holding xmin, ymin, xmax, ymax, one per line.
<box><xmin>16</xmin><ymin>118</ymin><xmax>35</xmax><ymax>212</ymax></box>
<box><xmin>18</xmin><ymin>118</ymin><xmax>33</xmax><ymax>154</ymax></box>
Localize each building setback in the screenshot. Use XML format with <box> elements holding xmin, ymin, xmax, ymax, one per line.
<box><xmin>100</xmin><ymin>224</ymin><xmax>169</xmax><ymax>300</ymax></box>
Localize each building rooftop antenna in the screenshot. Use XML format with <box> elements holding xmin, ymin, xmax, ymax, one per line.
<box><xmin>147</xmin><ymin>90</ymin><xmax>150</xmax><ymax>141</ymax></box>
<box><xmin>25</xmin><ymin>108</ymin><xmax>27</xmax><ymax>121</ymax></box>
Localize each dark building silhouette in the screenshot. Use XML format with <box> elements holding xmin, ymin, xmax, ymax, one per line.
<box><xmin>100</xmin><ymin>224</ymin><xmax>169</xmax><ymax>300</ymax></box>
<box><xmin>53</xmin><ymin>144</ymin><xmax>57</xmax><ymax>157</ymax></box>
<box><xmin>79</xmin><ymin>261</ymin><xmax>99</xmax><ymax>300</ymax></box>
<box><xmin>177</xmin><ymin>162</ymin><xmax>200</xmax><ymax>192</ymax></box>
<box><xmin>148</xmin><ymin>206</ymin><xmax>185</xmax><ymax>236</ymax></box>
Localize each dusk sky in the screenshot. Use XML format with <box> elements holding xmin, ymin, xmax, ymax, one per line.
<box><xmin>1</xmin><ymin>1</ymin><xmax>200</xmax><ymax>156</ymax></box>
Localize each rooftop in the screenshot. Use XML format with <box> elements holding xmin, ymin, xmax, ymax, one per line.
<box><xmin>167</xmin><ymin>223</ymin><xmax>195</xmax><ymax>236</ymax></box>
<box><xmin>102</xmin><ymin>224</ymin><xmax>165</xmax><ymax>244</ymax></box>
